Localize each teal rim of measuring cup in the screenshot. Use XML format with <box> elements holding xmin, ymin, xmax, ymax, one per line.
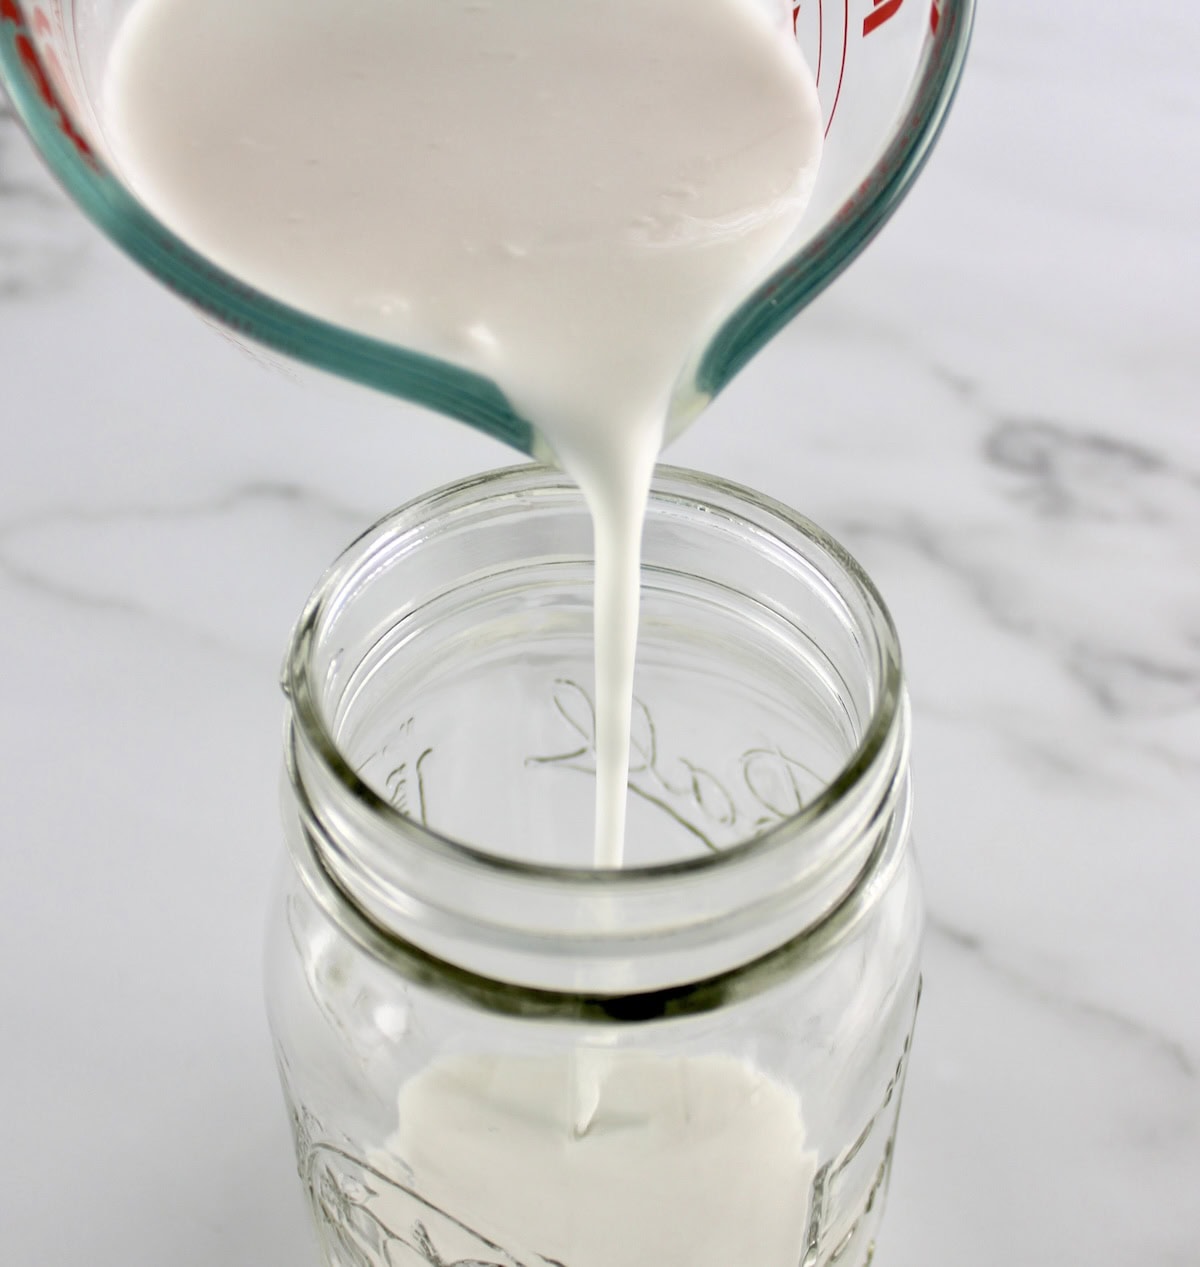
<box><xmin>0</xmin><ymin>3</ymin><xmax>533</xmax><ymax>451</ymax></box>
<box><xmin>696</xmin><ymin>0</ymin><xmax>976</xmax><ymax>396</ymax></box>
<box><xmin>1</xmin><ymin>0</ymin><xmax>973</xmax><ymax>454</ymax></box>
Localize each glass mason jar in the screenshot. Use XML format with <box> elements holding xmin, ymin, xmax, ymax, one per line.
<box><xmin>266</xmin><ymin>465</ymin><xmax>921</xmax><ymax>1267</ymax></box>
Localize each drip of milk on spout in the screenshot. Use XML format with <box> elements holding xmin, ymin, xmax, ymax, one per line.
<box><xmin>103</xmin><ymin>0</ymin><xmax>824</xmax><ymax>866</ymax></box>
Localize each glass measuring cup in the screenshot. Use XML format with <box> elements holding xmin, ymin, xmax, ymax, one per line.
<box><xmin>1</xmin><ymin>0</ymin><xmax>973</xmax><ymax>453</ymax></box>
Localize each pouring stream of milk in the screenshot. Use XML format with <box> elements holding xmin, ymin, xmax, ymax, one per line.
<box><xmin>104</xmin><ymin>0</ymin><xmax>823</xmax><ymax>866</ymax></box>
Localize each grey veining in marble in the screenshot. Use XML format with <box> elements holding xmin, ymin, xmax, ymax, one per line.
<box><xmin>0</xmin><ymin>481</ymin><xmax>369</xmax><ymax>658</ymax></box>
<box><xmin>928</xmin><ymin>913</ymin><xmax>1195</xmax><ymax>1081</ymax></box>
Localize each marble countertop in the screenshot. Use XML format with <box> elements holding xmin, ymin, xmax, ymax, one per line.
<box><xmin>2</xmin><ymin>5</ymin><xmax>1197</xmax><ymax>1264</ymax></box>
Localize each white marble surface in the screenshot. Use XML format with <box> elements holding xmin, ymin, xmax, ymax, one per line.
<box><xmin>2</xmin><ymin>3</ymin><xmax>1198</xmax><ymax>1264</ymax></box>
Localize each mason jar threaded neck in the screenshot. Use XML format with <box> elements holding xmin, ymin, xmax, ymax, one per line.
<box><xmin>281</xmin><ymin>465</ymin><xmax>910</xmax><ymax>999</ymax></box>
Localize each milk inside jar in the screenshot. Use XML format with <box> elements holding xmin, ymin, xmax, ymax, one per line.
<box><xmin>103</xmin><ymin>0</ymin><xmax>823</xmax><ymax>868</ymax></box>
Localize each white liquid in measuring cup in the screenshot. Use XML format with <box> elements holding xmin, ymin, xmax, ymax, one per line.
<box><xmin>380</xmin><ymin>1051</ymin><xmax>817</xmax><ymax>1267</ymax></box>
<box><xmin>103</xmin><ymin>0</ymin><xmax>823</xmax><ymax>866</ymax></box>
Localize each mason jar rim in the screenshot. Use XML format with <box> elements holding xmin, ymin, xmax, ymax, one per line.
<box><xmin>284</xmin><ymin>462</ymin><xmax>904</xmax><ymax>888</ymax></box>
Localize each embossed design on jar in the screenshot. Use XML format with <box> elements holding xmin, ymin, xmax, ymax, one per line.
<box><xmin>528</xmin><ymin>678</ymin><xmax>821</xmax><ymax>851</ymax></box>
<box><xmin>355</xmin><ymin>714</ymin><xmax>436</xmax><ymax>826</ymax></box>
<box><xmin>804</xmin><ymin>986</ymin><xmax>922</xmax><ymax>1267</ymax></box>
<box><xmin>287</xmin><ymin>1102</ymin><xmax>566</xmax><ymax>1267</ymax></box>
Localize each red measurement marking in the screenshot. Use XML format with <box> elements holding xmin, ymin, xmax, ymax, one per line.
<box><xmin>816</xmin><ymin>0</ymin><xmax>824</xmax><ymax>87</ymax></box>
<box><xmin>930</xmin><ymin>0</ymin><xmax>941</xmax><ymax>32</ymax></box>
<box><xmin>790</xmin><ymin>1</ymin><xmax>826</xmax><ymax>87</ymax></box>
<box><xmin>12</xmin><ymin>30</ymin><xmax>95</xmax><ymax>161</ymax></box>
<box><xmin>2</xmin><ymin>0</ymin><xmax>95</xmax><ymax>162</ymax></box>
<box><xmin>863</xmin><ymin>0</ymin><xmax>904</xmax><ymax>37</ymax></box>
<box><xmin>824</xmin><ymin>0</ymin><xmax>848</xmax><ymax>138</ymax></box>
<box><xmin>31</xmin><ymin>5</ymin><xmax>50</xmax><ymax>36</ymax></box>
